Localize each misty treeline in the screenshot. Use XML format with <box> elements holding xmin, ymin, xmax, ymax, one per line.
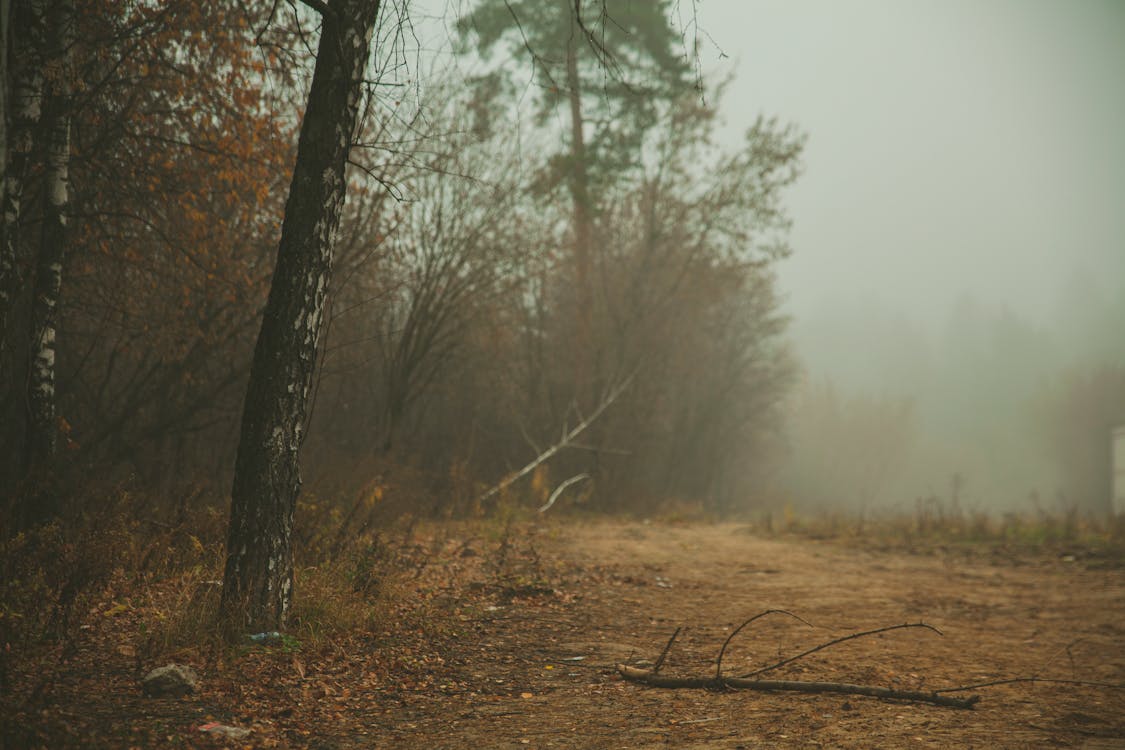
<box><xmin>784</xmin><ymin>293</ymin><xmax>1125</xmax><ymax>515</ymax></box>
<box><xmin>0</xmin><ymin>0</ymin><xmax>801</xmax><ymax>518</ymax></box>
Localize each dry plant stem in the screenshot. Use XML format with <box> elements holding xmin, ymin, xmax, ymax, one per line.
<box><xmin>618</xmin><ymin>665</ymin><xmax>981</xmax><ymax>709</ymax></box>
<box><xmin>716</xmin><ymin>609</ymin><xmax>814</xmax><ymax>679</ymax></box>
<box><xmin>739</xmin><ymin>622</ymin><xmax>943</xmax><ymax>679</ymax></box>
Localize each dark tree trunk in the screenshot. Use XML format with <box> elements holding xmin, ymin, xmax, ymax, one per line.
<box><xmin>0</xmin><ymin>0</ymin><xmax>45</xmax><ymax>361</ymax></box>
<box><xmin>24</xmin><ymin>0</ymin><xmax>70</xmax><ymax>478</ymax></box>
<box><xmin>220</xmin><ymin>0</ymin><xmax>383</xmax><ymax>633</ymax></box>
<box><xmin>564</xmin><ymin>6</ymin><xmax>594</xmax><ymax>407</ymax></box>
<box><xmin>0</xmin><ymin>0</ymin><xmax>9</xmax><ymax>170</ymax></box>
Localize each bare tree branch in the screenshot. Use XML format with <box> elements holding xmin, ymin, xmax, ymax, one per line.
<box><xmin>537</xmin><ymin>472</ymin><xmax>590</xmax><ymax>513</ymax></box>
<box><xmin>738</xmin><ymin>622</ymin><xmax>943</xmax><ymax>679</ymax></box>
<box><xmin>652</xmin><ymin>626</ymin><xmax>682</xmax><ymax>674</ymax></box>
<box><xmin>477</xmin><ymin>372</ymin><xmax>636</xmax><ymax>505</ymax></box>
<box><xmin>716</xmin><ymin>609</ymin><xmax>814</xmax><ymax>679</ymax></box>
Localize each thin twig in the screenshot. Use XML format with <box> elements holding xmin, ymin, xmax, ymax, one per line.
<box><xmin>537</xmin><ymin>473</ymin><xmax>590</xmax><ymax>513</ymax></box>
<box><xmin>716</xmin><ymin>610</ymin><xmax>814</xmax><ymax>679</ymax></box>
<box><xmin>739</xmin><ymin>622</ymin><xmax>943</xmax><ymax>679</ymax></box>
<box><xmin>652</xmin><ymin>627</ymin><xmax>682</xmax><ymax>674</ymax></box>
<box><xmin>935</xmin><ymin>677</ymin><xmax>1125</xmax><ymax>694</ymax></box>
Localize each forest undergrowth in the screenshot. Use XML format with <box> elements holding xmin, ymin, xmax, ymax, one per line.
<box><xmin>0</xmin><ymin>480</ymin><xmax>560</xmax><ymax>746</ymax></box>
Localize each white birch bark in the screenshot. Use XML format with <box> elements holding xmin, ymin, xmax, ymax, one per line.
<box><xmin>221</xmin><ymin>0</ymin><xmax>384</xmax><ymax>633</ymax></box>
<box><xmin>25</xmin><ymin>0</ymin><xmax>71</xmax><ymax>473</ymax></box>
<box><xmin>1</xmin><ymin>0</ymin><xmax>10</xmax><ymax>169</ymax></box>
<box><xmin>0</xmin><ymin>0</ymin><xmax>45</xmax><ymax>359</ymax></box>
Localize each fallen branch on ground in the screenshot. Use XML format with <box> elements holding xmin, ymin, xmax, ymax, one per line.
<box><xmin>619</xmin><ymin>611</ymin><xmax>1125</xmax><ymax>710</ymax></box>
<box><xmin>935</xmin><ymin>677</ymin><xmax>1125</xmax><ymax>693</ymax></box>
<box><xmin>619</xmin><ymin>611</ymin><xmax>979</xmax><ymax>709</ymax></box>
<box><xmin>617</xmin><ymin>665</ymin><xmax>981</xmax><ymax>709</ymax></box>
<box><xmin>737</xmin><ymin>622</ymin><xmax>943</xmax><ymax>679</ymax></box>
<box><xmin>715</xmin><ymin>609</ymin><xmax>814</xmax><ymax>679</ymax></box>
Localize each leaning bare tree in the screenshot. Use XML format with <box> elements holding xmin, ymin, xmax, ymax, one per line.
<box><xmin>220</xmin><ymin>0</ymin><xmax>384</xmax><ymax>632</ymax></box>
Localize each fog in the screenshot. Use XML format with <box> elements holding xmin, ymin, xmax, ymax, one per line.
<box><xmin>702</xmin><ymin>0</ymin><xmax>1125</xmax><ymax>513</ymax></box>
<box><xmin>6</xmin><ymin>0</ymin><xmax>1117</xmax><ymax>519</ymax></box>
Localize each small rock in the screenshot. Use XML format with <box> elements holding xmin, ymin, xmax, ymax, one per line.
<box><xmin>199</xmin><ymin>722</ymin><xmax>251</xmax><ymax>739</ymax></box>
<box><xmin>142</xmin><ymin>664</ymin><xmax>199</xmax><ymax>697</ymax></box>
<box><xmin>247</xmin><ymin>631</ymin><xmax>283</xmax><ymax>644</ymax></box>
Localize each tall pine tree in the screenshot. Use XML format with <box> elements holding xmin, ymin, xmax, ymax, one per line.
<box><xmin>457</xmin><ymin>0</ymin><xmax>693</xmax><ymax>401</ymax></box>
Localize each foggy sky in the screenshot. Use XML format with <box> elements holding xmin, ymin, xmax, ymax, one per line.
<box><xmin>702</xmin><ymin>0</ymin><xmax>1125</xmax><ymax>334</ymax></box>
<box><xmin>426</xmin><ymin>1</ymin><xmax>1124</xmax><ymax>510</ymax></box>
<box><xmin>698</xmin><ymin>0</ymin><xmax>1125</xmax><ymax>511</ymax></box>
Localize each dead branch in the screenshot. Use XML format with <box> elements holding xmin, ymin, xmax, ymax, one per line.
<box><xmin>652</xmin><ymin>626</ymin><xmax>682</xmax><ymax>674</ymax></box>
<box><xmin>622</xmin><ymin>612</ymin><xmax>1124</xmax><ymax>710</ymax></box>
<box><xmin>617</xmin><ymin>665</ymin><xmax>981</xmax><ymax>709</ymax></box>
<box><xmin>935</xmin><ymin>677</ymin><xmax>1125</xmax><ymax>693</ymax></box>
<box><xmin>537</xmin><ymin>473</ymin><xmax>590</xmax><ymax>513</ymax></box>
<box><xmin>716</xmin><ymin>609</ymin><xmax>813</xmax><ymax>679</ymax></box>
<box><xmin>477</xmin><ymin>374</ymin><xmax>634</xmax><ymax>505</ymax></box>
<box><xmin>739</xmin><ymin>622</ymin><xmax>943</xmax><ymax>679</ymax></box>
<box><xmin>622</xmin><ymin>615</ymin><xmax>977</xmax><ymax>709</ymax></box>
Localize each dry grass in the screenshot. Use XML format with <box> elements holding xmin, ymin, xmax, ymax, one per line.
<box><xmin>744</xmin><ymin>500</ymin><xmax>1125</xmax><ymax>565</ymax></box>
<box><xmin>0</xmin><ymin>483</ymin><xmax>442</xmax><ymax>691</ymax></box>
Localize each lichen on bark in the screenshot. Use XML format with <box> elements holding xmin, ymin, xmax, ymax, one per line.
<box><xmin>25</xmin><ymin>0</ymin><xmax>72</xmax><ymax>476</ymax></box>
<box><xmin>0</xmin><ymin>0</ymin><xmax>47</xmax><ymax>360</ymax></box>
<box><xmin>220</xmin><ymin>0</ymin><xmax>385</xmax><ymax>634</ymax></box>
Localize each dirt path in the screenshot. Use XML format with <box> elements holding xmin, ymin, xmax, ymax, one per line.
<box><xmin>8</xmin><ymin>519</ymin><xmax>1125</xmax><ymax>748</ymax></box>
<box><xmin>368</xmin><ymin>520</ymin><xmax>1125</xmax><ymax>749</ymax></box>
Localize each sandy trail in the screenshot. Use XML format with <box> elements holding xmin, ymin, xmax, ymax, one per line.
<box><xmin>371</xmin><ymin>520</ymin><xmax>1125</xmax><ymax>749</ymax></box>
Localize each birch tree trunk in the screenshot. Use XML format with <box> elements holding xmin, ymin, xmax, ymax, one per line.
<box><xmin>220</xmin><ymin>0</ymin><xmax>383</xmax><ymax>633</ymax></box>
<box><xmin>24</xmin><ymin>0</ymin><xmax>70</xmax><ymax>474</ymax></box>
<box><xmin>0</xmin><ymin>0</ymin><xmax>45</xmax><ymax>360</ymax></box>
<box><xmin>1</xmin><ymin>0</ymin><xmax>9</xmax><ymax>169</ymax></box>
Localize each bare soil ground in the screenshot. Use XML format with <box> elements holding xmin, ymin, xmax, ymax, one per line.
<box><xmin>5</xmin><ymin>518</ymin><xmax>1125</xmax><ymax>748</ymax></box>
